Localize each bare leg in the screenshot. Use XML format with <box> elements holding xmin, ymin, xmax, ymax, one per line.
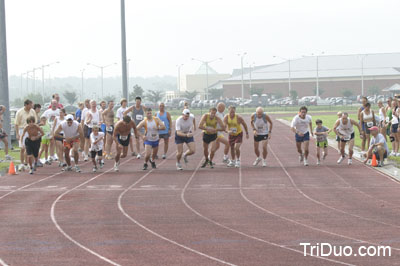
<box><xmin>176</xmin><ymin>143</ymin><xmax>183</xmax><ymax>163</ymax></box>
<box><xmin>203</xmin><ymin>142</ymin><xmax>209</xmax><ymax>160</ymax></box>
<box><xmin>304</xmin><ymin>141</ymin><xmax>310</xmax><ymax>159</ymax></box>
<box><xmin>235</xmin><ymin>143</ymin><xmax>242</xmax><ymax>159</ymax></box>
<box><xmin>262</xmin><ymin>140</ymin><xmax>268</xmax><ymax>159</ymax></box>
<box><xmin>254</xmin><ymin>141</ymin><xmax>260</xmax><ymax>158</ymax></box>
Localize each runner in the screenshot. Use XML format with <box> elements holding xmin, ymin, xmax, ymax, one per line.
<box><xmin>90</xmin><ymin>125</ymin><xmax>105</xmax><ymax>172</ymax></box>
<box><xmin>156</xmin><ymin>102</ymin><xmax>172</xmax><ymax>159</ymax></box>
<box><xmin>363</xmin><ymin>126</ymin><xmax>389</xmax><ymax>167</ymax></box>
<box><xmin>198</xmin><ymin>107</ymin><xmax>225</xmax><ymax>168</ymax></box>
<box><xmin>215</xmin><ymin>102</ymin><xmax>230</xmax><ymax>163</ymax></box>
<box><xmin>42</xmin><ymin>100</ymin><xmax>61</xmax><ymax>162</ymax></box>
<box><xmin>33</xmin><ymin>104</ymin><xmax>41</xmax><ymax>122</ymax></box>
<box><xmin>54</xmin><ymin>114</ymin><xmax>83</xmax><ymax>172</ymax></box>
<box><xmin>290</xmin><ymin>106</ymin><xmax>313</xmax><ymax>166</ymax></box>
<box><xmin>333</xmin><ymin>112</ymin><xmax>362</xmax><ymax>165</ymax></box>
<box><xmin>385</xmin><ymin>97</ymin><xmax>393</xmax><ymax>143</ymax></box>
<box><xmin>75</xmin><ymin>102</ymin><xmax>84</xmax><ymax>123</ymax></box>
<box><xmin>314</xmin><ymin>119</ymin><xmax>331</xmax><ymax>165</ymax></box>
<box><xmin>377</xmin><ymin>100</ymin><xmax>387</xmax><ymax>139</ymax></box>
<box><xmin>51</xmin><ymin>109</ymin><xmax>66</xmax><ymax>167</ymax></box>
<box><xmin>80</xmin><ymin>99</ymin><xmax>91</xmax><ymax>157</ymax></box>
<box><xmin>49</xmin><ymin>93</ymin><xmax>64</xmax><ymax>109</ymax></box>
<box><xmin>99</xmin><ymin>100</ymin><xmax>107</xmax><ymax>145</ymax></box>
<box><xmin>20</xmin><ymin>116</ymin><xmax>44</xmax><ymax>174</ymax></box>
<box><xmin>360</xmin><ymin>102</ymin><xmax>376</xmax><ymax>153</ymax></box>
<box><xmin>358</xmin><ymin>96</ymin><xmax>368</xmax><ymax>153</ymax></box>
<box><xmin>390</xmin><ymin>100</ymin><xmax>400</xmax><ymax>156</ymax></box>
<box><xmin>335</xmin><ymin>111</ymin><xmax>342</xmax><ymax>153</ymax></box>
<box><xmin>0</xmin><ymin>105</ymin><xmax>12</xmax><ymax>161</ymax></box>
<box><xmin>117</xmin><ymin>98</ymin><xmax>136</xmax><ymax>156</ymax></box>
<box><xmin>124</xmin><ymin>96</ymin><xmax>146</xmax><ymax>159</ymax></box>
<box><xmin>175</xmin><ymin>109</ymin><xmax>196</xmax><ymax>170</ymax></box>
<box><xmin>250</xmin><ymin>107</ymin><xmax>273</xmax><ymax>167</ymax></box>
<box><xmin>38</xmin><ymin>116</ymin><xmax>51</xmax><ymax>165</ymax></box>
<box><xmin>102</xmin><ymin>100</ymin><xmax>115</xmax><ymax>160</ymax></box>
<box><xmin>15</xmin><ymin>99</ymin><xmax>37</xmax><ymax>171</ymax></box>
<box><xmin>136</xmin><ymin>108</ymin><xmax>166</xmax><ymax>170</ymax></box>
<box><xmin>223</xmin><ymin>106</ymin><xmax>249</xmax><ymax>168</ymax></box>
<box><xmin>113</xmin><ymin>115</ymin><xmax>138</xmax><ymax>172</ymax></box>
<box><xmin>84</xmin><ymin>100</ymin><xmax>101</xmax><ymax>161</ymax></box>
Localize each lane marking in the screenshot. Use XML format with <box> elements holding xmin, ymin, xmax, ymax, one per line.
<box><xmin>0</xmin><ymin>258</ymin><xmax>9</xmax><ymax>266</ymax></box>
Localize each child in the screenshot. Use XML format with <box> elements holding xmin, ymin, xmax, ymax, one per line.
<box><xmin>336</xmin><ymin>111</ymin><xmax>342</xmax><ymax>153</ymax></box>
<box><xmin>90</xmin><ymin>125</ymin><xmax>104</xmax><ymax>172</ymax></box>
<box><xmin>314</xmin><ymin>119</ymin><xmax>331</xmax><ymax>165</ymax></box>
<box><xmin>39</xmin><ymin>116</ymin><xmax>52</xmax><ymax>165</ymax></box>
<box><xmin>21</xmin><ymin>116</ymin><xmax>44</xmax><ymax>174</ymax></box>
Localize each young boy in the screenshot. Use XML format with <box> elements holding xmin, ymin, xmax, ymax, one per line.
<box><xmin>39</xmin><ymin>116</ymin><xmax>52</xmax><ymax>165</ymax></box>
<box><xmin>336</xmin><ymin>112</ymin><xmax>342</xmax><ymax>153</ymax></box>
<box><xmin>90</xmin><ymin>125</ymin><xmax>105</xmax><ymax>172</ymax></box>
<box><xmin>20</xmin><ymin>116</ymin><xmax>44</xmax><ymax>174</ymax></box>
<box><xmin>314</xmin><ymin>119</ymin><xmax>331</xmax><ymax>165</ymax></box>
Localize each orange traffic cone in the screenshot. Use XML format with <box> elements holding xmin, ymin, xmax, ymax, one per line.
<box><xmin>8</xmin><ymin>161</ymin><xmax>16</xmax><ymax>175</ymax></box>
<box><xmin>371</xmin><ymin>154</ymin><xmax>378</xmax><ymax>167</ymax></box>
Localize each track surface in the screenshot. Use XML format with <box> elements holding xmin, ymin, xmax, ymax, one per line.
<box><xmin>0</xmin><ymin>116</ymin><xmax>400</xmax><ymax>265</ymax></box>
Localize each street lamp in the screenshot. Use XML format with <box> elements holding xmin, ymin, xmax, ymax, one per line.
<box><xmin>80</xmin><ymin>69</ymin><xmax>85</xmax><ymax>100</ymax></box>
<box><xmin>273</xmin><ymin>55</ymin><xmax>291</xmax><ymax>96</ymax></box>
<box><xmin>303</xmin><ymin>52</ymin><xmax>324</xmax><ymax>97</ymax></box>
<box><xmin>176</xmin><ymin>64</ymin><xmax>184</xmax><ymax>93</ymax></box>
<box><xmin>247</xmin><ymin>62</ymin><xmax>256</xmax><ymax>90</ymax></box>
<box><xmin>359</xmin><ymin>54</ymin><xmax>368</xmax><ymax>96</ymax></box>
<box><xmin>41</xmin><ymin>61</ymin><xmax>60</xmax><ymax>103</ymax></box>
<box><xmin>32</xmin><ymin>66</ymin><xmax>41</xmax><ymax>93</ymax></box>
<box><xmin>237</xmin><ymin>52</ymin><xmax>247</xmax><ymax>100</ymax></box>
<box><xmin>191</xmin><ymin>57</ymin><xmax>222</xmax><ymax>100</ymax></box>
<box><xmin>87</xmin><ymin>62</ymin><xmax>117</xmax><ymax>99</ymax></box>
<box><xmin>127</xmin><ymin>58</ymin><xmax>131</xmax><ymax>96</ymax></box>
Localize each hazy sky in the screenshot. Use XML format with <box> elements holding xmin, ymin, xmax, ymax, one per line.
<box><xmin>5</xmin><ymin>0</ymin><xmax>400</xmax><ymax>78</ymax></box>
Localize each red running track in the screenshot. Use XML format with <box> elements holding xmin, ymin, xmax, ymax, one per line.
<box><xmin>0</xmin><ymin>116</ymin><xmax>399</xmax><ymax>265</ymax></box>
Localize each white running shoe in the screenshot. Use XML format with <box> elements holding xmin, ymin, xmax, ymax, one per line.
<box><xmin>176</xmin><ymin>162</ymin><xmax>183</xmax><ymax>170</ymax></box>
<box><xmin>235</xmin><ymin>160</ymin><xmax>241</xmax><ymax>168</ymax></box>
<box><xmin>262</xmin><ymin>159</ymin><xmax>267</xmax><ymax>167</ymax></box>
<box><xmin>137</xmin><ymin>154</ymin><xmax>141</xmax><ymax>159</ymax></box>
<box><xmin>114</xmin><ymin>162</ymin><xmax>119</xmax><ymax>172</ymax></box>
<box><xmin>389</xmin><ymin>151</ymin><xmax>395</xmax><ymax>156</ymax></box>
<box><xmin>317</xmin><ymin>159</ymin><xmax>321</xmax><ymax>165</ymax></box>
<box><xmin>222</xmin><ymin>155</ymin><xmax>229</xmax><ymax>163</ymax></box>
<box><xmin>227</xmin><ymin>160</ymin><xmax>235</xmax><ymax>167</ymax></box>
<box><xmin>183</xmin><ymin>154</ymin><xmax>188</xmax><ymax>164</ymax></box>
<box><xmin>162</xmin><ymin>154</ymin><xmax>166</xmax><ymax>159</ymax></box>
<box><xmin>84</xmin><ymin>156</ymin><xmax>89</xmax><ymax>162</ymax></box>
<box><xmin>348</xmin><ymin>159</ymin><xmax>352</xmax><ymax>165</ymax></box>
<box><xmin>74</xmin><ymin>166</ymin><xmax>81</xmax><ymax>173</ymax></box>
<box><xmin>396</xmin><ymin>153</ymin><xmax>400</xmax><ymax>157</ymax></box>
<box><xmin>304</xmin><ymin>159</ymin><xmax>309</xmax><ymax>166</ymax></box>
<box><xmin>92</xmin><ymin>167</ymin><xmax>97</xmax><ymax>173</ymax></box>
<box><xmin>5</xmin><ymin>155</ymin><xmax>12</xmax><ymax>161</ymax></box>
<box><xmin>253</xmin><ymin>157</ymin><xmax>262</xmax><ymax>166</ymax></box>
<box><xmin>337</xmin><ymin>156</ymin><xmax>345</xmax><ymax>164</ymax></box>
<box><xmin>299</xmin><ymin>154</ymin><xmax>304</xmax><ymax>163</ymax></box>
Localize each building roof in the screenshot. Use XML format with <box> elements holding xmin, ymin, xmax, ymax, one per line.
<box><xmin>383</xmin><ymin>83</ymin><xmax>400</xmax><ymax>92</ymax></box>
<box><xmin>195</xmin><ymin>63</ymin><xmax>218</xmax><ymax>75</ymax></box>
<box><xmin>225</xmin><ymin>53</ymin><xmax>400</xmax><ymax>82</ymax></box>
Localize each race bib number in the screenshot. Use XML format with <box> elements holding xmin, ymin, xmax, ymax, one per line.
<box><xmin>151</xmin><ymin>133</ymin><xmax>157</xmax><ymax>137</ymax></box>
<box><xmin>366</xmin><ymin>122</ymin><xmax>373</xmax><ymax>127</ymax></box>
<box><xmin>136</xmin><ymin>115</ymin><xmax>143</xmax><ymax>121</ymax></box>
<box><xmin>231</xmin><ymin>128</ymin><xmax>237</xmax><ymax>134</ymax></box>
<box><xmin>106</xmin><ymin>126</ymin><xmax>113</xmax><ymax>132</ymax></box>
<box><xmin>120</xmin><ymin>135</ymin><xmax>128</xmax><ymax>141</ymax></box>
<box><xmin>343</xmin><ymin>135</ymin><xmax>351</xmax><ymax>141</ymax></box>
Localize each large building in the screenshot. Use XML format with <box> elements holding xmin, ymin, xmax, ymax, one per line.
<box><xmin>217</xmin><ymin>53</ymin><xmax>400</xmax><ymax>98</ymax></box>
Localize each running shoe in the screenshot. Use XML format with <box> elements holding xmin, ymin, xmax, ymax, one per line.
<box><xmin>322</xmin><ymin>152</ymin><xmax>327</xmax><ymax>160</ymax></box>
<box><xmin>262</xmin><ymin>159</ymin><xmax>267</xmax><ymax>167</ymax></box>
<box><xmin>183</xmin><ymin>154</ymin><xmax>188</xmax><ymax>164</ymax></box>
<box><xmin>299</xmin><ymin>154</ymin><xmax>304</xmax><ymax>163</ymax></box>
<box><xmin>33</xmin><ymin>164</ymin><xmax>37</xmax><ymax>171</ymax></box>
<box><xmin>84</xmin><ymin>156</ymin><xmax>89</xmax><ymax>162</ymax></box>
<box><xmin>62</xmin><ymin>166</ymin><xmax>73</xmax><ymax>172</ymax></box>
<box><xmin>155</xmin><ymin>155</ymin><xmax>159</xmax><ymax>160</ymax></box>
<box><xmin>45</xmin><ymin>160</ymin><xmax>51</xmax><ymax>165</ymax></box>
<box><xmin>48</xmin><ymin>157</ymin><xmax>54</xmax><ymax>163</ymax></box>
<box><xmin>36</xmin><ymin>161</ymin><xmax>44</xmax><ymax>167</ymax></box>
<box><xmin>209</xmin><ymin>161</ymin><xmax>214</xmax><ymax>169</ymax></box>
<box><xmin>142</xmin><ymin>163</ymin><xmax>148</xmax><ymax>170</ymax></box>
<box><xmin>92</xmin><ymin>167</ymin><xmax>97</xmax><ymax>173</ymax></box>
<box><xmin>162</xmin><ymin>154</ymin><xmax>166</xmax><ymax>159</ymax></box>
<box><xmin>114</xmin><ymin>162</ymin><xmax>119</xmax><ymax>172</ymax></box>
<box><xmin>227</xmin><ymin>160</ymin><xmax>235</xmax><ymax>167</ymax></box>
<box><xmin>136</xmin><ymin>154</ymin><xmax>141</xmax><ymax>159</ymax></box>
<box><xmin>29</xmin><ymin>168</ymin><xmax>34</xmax><ymax>175</ymax></box>
<box><xmin>18</xmin><ymin>164</ymin><xmax>24</xmax><ymax>172</ymax></box>
<box><xmin>337</xmin><ymin>156</ymin><xmax>345</xmax><ymax>164</ymax></box>
<box><xmin>396</xmin><ymin>153</ymin><xmax>400</xmax><ymax>157</ymax></box>
<box><xmin>131</xmin><ymin>152</ymin><xmax>137</xmax><ymax>156</ymax></box>
<box><xmin>99</xmin><ymin>161</ymin><xmax>104</xmax><ymax>169</ymax></box>
<box><xmin>222</xmin><ymin>155</ymin><xmax>229</xmax><ymax>163</ymax></box>
<box><xmin>235</xmin><ymin>160</ymin><xmax>241</xmax><ymax>168</ymax></box>
<box><xmin>176</xmin><ymin>162</ymin><xmax>183</xmax><ymax>170</ymax></box>
<box><xmin>253</xmin><ymin>157</ymin><xmax>262</xmax><ymax>166</ymax></box>
<box><xmin>348</xmin><ymin>158</ymin><xmax>352</xmax><ymax>165</ymax></box>
<box><xmin>304</xmin><ymin>159</ymin><xmax>309</xmax><ymax>166</ymax></box>
<box><xmin>389</xmin><ymin>151</ymin><xmax>396</xmax><ymax>156</ymax></box>
<box><xmin>5</xmin><ymin>155</ymin><xmax>12</xmax><ymax>161</ymax></box>
<box><xmin>74</xmin><ymin>166</ymin><xmax>81</xmax><ymax>173</ymax></box>
<box><xmin>316</xmin><ymin>159</ymin><xmax>321</xmax><ymax>165</ymax></box>
<box><xmin>201</xmin><ymin>159</ymin><xmax>209</xmax><ymax>168</ymax></box>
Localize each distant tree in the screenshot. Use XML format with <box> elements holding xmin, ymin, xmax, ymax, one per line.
<box><xmin>249</xmin><ymin>87</ymin><xmax>264</xmax><ymax>96</ymax></box>
<box><xmin>313</xmin><ymin>88</ymin><xmax>325</xmax><ymax>96</ymax></box>
<box><xmin>368</xmin><ymin>86</ymin><xmax>380</xmax><ymax>96</ymax></box>
<box><xmin>342</xmin><ymin>89</ymin><xmax>353</xmax><ymax>98</ymax></box>
<box><xmin>14</xmin><ymin>92</ymin><xmax>51</xmax><ymax>106</ymax></box>
<box><xmin>209</xmin><ymin>88</ymin><xmax>224</xmax><ymax>100</ymax></box>
<box><xmin>130</xmin><ymin>84</ymin><xmax>144</xmax><ymax>101</ymax></box>
<box><xmin>290</xmin><ymin>90</ymin><xmax>298</xmax><ymax>101</ymax></box>
<box><xmin>63</xmin><ymin>91</ymin><xmax>78</xmax><ymax>105</ymax></box>
<box><xmin>146</xmin><ymin>90</ymin><xmax>164</xmax><ymax>104</ymax></box>
<box><xmin>103</xmin><ymin>95</ymin><xmax>116</xmax><ymax>103</ymax></box>
<box><xmin>183</xmin><ymin>90</ymin><xmax>198</xmax><ymax>101</ymax></box>
<box><xmin>271</xmin><ymin>91</ymin><xmax>283</xmax><ymax>99</ymax></box>
<box><xmin>12</xmin><ymin>97</ymin><xmax>24</xmax><ymax>107</ymax></box>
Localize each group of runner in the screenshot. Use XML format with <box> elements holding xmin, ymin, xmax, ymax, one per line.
<box><xmin>2</xmin><ymin>94</ymin><xmax>395</xmax><ymax>174</ymax></box>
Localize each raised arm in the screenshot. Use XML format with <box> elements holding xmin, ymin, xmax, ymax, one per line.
<box><xmin>123</xmin><ymin>106</ymin><xmax>134</xmax><ymax>116</ymax></box>
<box><xmin>198</xmin><ymin>114</ymin><xmax>207</xmax><ymax>130</ymax></box>
<box><xmin>156</xmin><ymin>117</ymin><xmax>166</xmax><ymax>130</ymax></box>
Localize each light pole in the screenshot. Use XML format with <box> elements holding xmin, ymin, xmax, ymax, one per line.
<box><xmin>20</xmin><ymin>72</ymin><xmax>25</xmax><ymax>92</ymax></box>
<box><xmin>120</xmin><ymin>0</ymin><xmax>128</xmax><ymax>100</ymax></box>
<box><xmin>273</xmin><ymin>55</ymin><xmax>291</xmax><ymax>96</ymax></box>
<box><xmin>127</xmin><ymin>58</ymin><xmax>131</xmax><ymax>96</ymax></box>
<box><xmin>41</xmin><ymin>61</ymin><xmax>60</xmax><ymax>103</ymax></box>
<box><xmin>237</xmin><ymin>52</ymin><xmax>247</xmax><ymax>100</ymax></box>
<box><xmin>176</xmin><ymin>64</ymin><xmax>184</xmax><ymax>93</ymax></box>
<box><xmin>87</xmin><ymin>62</ymin><xmax>117</xmax><ymax>99</ymax></box>
<box><xmin>360</xmin><ymin>54</ymin><xmax>368</xmax><ymax>96</ymax></box>
<box><xmin>80</xmin><ymin>69</ymin><xmax>85</xmax><ymax>100</ymax></box>
<box><xmin>303</xmin><ymin>52</ymin><xmax>324</xmax><ymax>97</ymax></box>
<box><xmin>248</xmin><ymin>62</ymin><xmax>256</xmax><ymax>90</ymax></box>
<box><xmin>191</xmin><ymin>57</ymin><xmax>222</xmax><ymax>100</ymax></box>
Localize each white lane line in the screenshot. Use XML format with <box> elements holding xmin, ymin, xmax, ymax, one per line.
<box><xmin>118</xmin><ymin>137</ymin><xmax>237</xmax><ymax>266</ymax></box>
<box><xmin>50</xmin><ymin>159</ymin><xmax>135</xmax><ymax>266</ymax></box>
<box><xmin>0</xmin><ymin>258</ymin><xmax>9</xmax><ymax>266</ymax></box>
<box><xmin>181</xmin><ymin>162</ymin><xmax>354</xmax><ymax>266</ymax></box>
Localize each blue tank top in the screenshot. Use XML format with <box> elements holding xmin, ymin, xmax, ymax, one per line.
<box><xmin>157</xmin><ymin>111</ymin><xmax>169</xmax><ymax>134</ymax></box>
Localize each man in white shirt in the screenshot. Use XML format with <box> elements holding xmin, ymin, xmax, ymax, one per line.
<box><xmin>364</xmin><ymin>126</ymin><xmax>389</xmax><ymax>167</ymax></box>
<box><xmin>42</xmin><ymin>100</ymin><xmax>61</xmax><ymax>161</ymax></box>
<box><xmin>291</xmin><ymin>106</ymin><xmax>313</xmax><ymax>166</ymax></box>
<box><xmin>175</xmin><ymin>109</ymin><xmax>196</xmax><ymax>170</ymax></box>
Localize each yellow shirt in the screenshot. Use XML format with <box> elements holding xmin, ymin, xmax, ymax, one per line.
<box><xmin>203</xmin><ymin>114</ymin><xmax>218</xmax><ymax>135</ymax></box>
<box><xmin>15</xmin><ymin>107</ymin><xmax>37</xmax><ymax>128</ymax></box>
<box><xmin>227</xmin><ymin>114</ymin><xmax>242</xmax><ymax>136</ymax></box>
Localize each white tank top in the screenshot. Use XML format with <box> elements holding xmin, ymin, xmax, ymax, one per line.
<box><xmin>362</xmin><ymin>110</ymin><xmax>373</xmax><ymax>121</ymax></box>
<box><xmin>254</xmin><ymin>115</ymin><xmax>269</xmax><ymax>135</ymax></box>
<box><xmin>379</xmin><ymin>108</ymin><xmax>385</xmax><ymax>122</ymax></box>
<box><xmin>88</xmin><ymin>110</ymin><xmax>100</xmax><ymax>128</ymax></box>
<box><xmin>337</xmin><ymin>118</ymin><xmax>354</xmax><ymax>137</ymax></box>
<box><xmin>216</xmin><ymin>111</ymin><xmax>224</xmax><ymax>130</ymax></box>
<box><xmin>145</xmin><ymin>119</ymin><xmax>159</xmax><ymax>142</ymax></box>
<box><xmin>61</xmin><ymin>120</ymin><xmax>80</xmax><ymax>138</ymax></box>
<box><xmin>54</xmin><ymin>117</ymin><xmax>65</xmax><ymax>134</ymax></box>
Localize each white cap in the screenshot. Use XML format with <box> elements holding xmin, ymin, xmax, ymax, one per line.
<box><xmin>66</xmin><ymin>114</ymin><xmax>74</xmax><ymax>121</ymax></box>
<box><xmin>182</xmin><ymin>109</ymin><xmax>190</xmax><ymax>115</ymax></box>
